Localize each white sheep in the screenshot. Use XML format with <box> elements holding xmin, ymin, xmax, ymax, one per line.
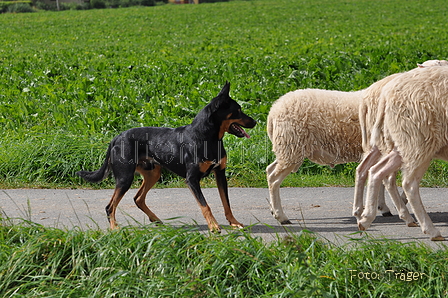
<box><xmin>357</xmin><ymin>66</ymin><xmax>448</xmax><ymax>241</ymax></box>
<box><xmin>266</xmin><ymin>60</ymin><xmax>447</xmax><ymax>225</ymax></box>
<box><xmin>355</xmin><ymin>60</ymin><xmax>448</xmax><ymax>227</ymax></box>
<box><xmin>266</xmin><ymin>88</ymin><xmax>393</xmax><ymax>224</ymax></box>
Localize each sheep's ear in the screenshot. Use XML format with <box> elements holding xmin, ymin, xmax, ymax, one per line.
<box><xmin>417</xmin><ymin>63</ymin><xmax>425</xmax><ymax>68</ymax></box>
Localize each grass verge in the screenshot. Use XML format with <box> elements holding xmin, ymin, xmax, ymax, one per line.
<box><xmin>0</xmin><ymin>218</ymin><xmax>447</xmax><ymax>297</ymax></box>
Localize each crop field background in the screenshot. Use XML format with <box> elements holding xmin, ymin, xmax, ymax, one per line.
<box><xmin>1</xmin><ymin>0</ymin><xmax>447</xmax><ymax>188</ymax></box>
<box><xmin>2</xmin><ymin>1</ymin><xmax>448</xmax><ymax>296</ymax></box>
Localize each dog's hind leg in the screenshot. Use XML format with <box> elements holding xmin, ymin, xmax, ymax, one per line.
<box><xmin>106</xmin><ymin>184</ymin><xmax>132</xmax><ymax>230</ymax></box>
<box><xmin>106</xmin><ymin>165</ymin><xmax>135</xmax><ymax>229</ymax></box>
<box><xmin>134</xmin><ymin>164</ymin><xmax>162</xmax><ymax>224</ymax></box>
<box><xmin>214</xmin><ymin>167</ymin><xmax>244</xmax><ymax>229</ymax></box>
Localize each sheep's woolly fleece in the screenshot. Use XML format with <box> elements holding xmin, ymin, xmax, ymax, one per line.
<box><xmin>361</xmin><ymin>59</ymin><xmax>448</xmax><ymax>153</ymax></box>
<box><xmin>359</xmin><ymin>73</ymin><xmax>402</xmax><ymax>153</ymax></box>
<box><xmin>379</xmin><ymin>66</ymin><xmax>448</xmax><ymax>169</ymax></box>
<box><xmin>267</xmin><ymin>89</ymin><xmax>362</xmax><ymax>168</ymax></box>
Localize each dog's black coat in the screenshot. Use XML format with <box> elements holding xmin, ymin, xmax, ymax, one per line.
<box><xmin>77</xmin><ymin>82</ymin><xmax>256</xmax><ymax>231</ymax></box>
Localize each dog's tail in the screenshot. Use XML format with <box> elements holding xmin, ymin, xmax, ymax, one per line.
<box><xmin>76</xmin><ymin>142</ymin><xmax>113</xmax><ymax>183</ymax></box>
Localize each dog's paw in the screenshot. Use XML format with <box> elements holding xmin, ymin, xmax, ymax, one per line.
<box><xmin>208</xmin><ymin>223</ymin><xmax>222</xmax><ymax>234</ymax></box>
<box><xmin>230</xmin><ymin>222</ymin><xmax>244</xmax><ymax>229</ymax></box>
<box><xmin>211</xmin><ymin>227</ymin><xmax>222</xmax><ymax>234</ymax></box>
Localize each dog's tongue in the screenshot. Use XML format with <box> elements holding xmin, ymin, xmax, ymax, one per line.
<box><xmin>237</xmin><ymin>125</ymin><xmax>250</xmax><ymax>138</ymax></box>
<box><xmin>242</xmin><ymin>128</ymin><xmax>250</xmax><ymax>138</ymax></box>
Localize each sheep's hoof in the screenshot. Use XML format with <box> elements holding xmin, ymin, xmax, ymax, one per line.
<box><xmin>281</xmin><ymin>220</ymin><xmax>293</xmax><ymax>225</ymax></box>
<box><xmin>381</xmin><ymin>211</ymin><xmax>393</xmax><ymax>217</ymax></box>
<box><xmin>358</xmin><ymin>223</ymin><xmax>366</xmax><ymax>231</ymax></box>
<box><xmin>430</xmin><ymin>236</ymin><xmax>445</xmax><ymax>241</ymax></box>
<box><xmin>407</xmin><ymin>222</ymin><xmax>419</xmax><ymax>227</ymax></box>
<box><xmin>353</xmin><ymin>210</ymin><xmax>363</xmax><ymax>220</ymax></box>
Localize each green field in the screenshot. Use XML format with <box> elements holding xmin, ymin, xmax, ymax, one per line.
<box><xmin>1</xmin><ymin>0</ymin><xmax>448</xmax><ymax>188</ymax></box>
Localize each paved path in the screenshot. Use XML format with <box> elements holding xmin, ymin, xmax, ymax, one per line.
<box><xmin>1</xmin><ymin>187</ymin><xmax>448</xmax><ymax>249</ymax></box>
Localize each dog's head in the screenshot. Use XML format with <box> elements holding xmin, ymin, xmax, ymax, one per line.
<box><xmin>210</xmin><ymin>82</ymin><xmax>257</xmax><ymax>139</ymax></box>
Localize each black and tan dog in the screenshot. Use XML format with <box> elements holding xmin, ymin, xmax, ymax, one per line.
<box><xmin>76</xmin><ymin>82</ymin><xmax>256</xmax><ymax>232</ymax></box>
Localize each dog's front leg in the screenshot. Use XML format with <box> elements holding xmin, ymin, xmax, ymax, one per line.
<box><xmin>214</xmin><ymin>167</ymin><xmax>244</xmax><ymax>228</ymax></box>
<box><xmin>186</xmin><ymin>170</ymin><xmax>221</xmax><ymax>233</ymax></box>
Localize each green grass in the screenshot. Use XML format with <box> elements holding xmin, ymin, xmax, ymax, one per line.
<box><xmin>0</xmin><ymin>220</ymin><xmax>447</xmax><ymax>297</ymax></box>
<box><xmin>2</xmin><ymin>2</ymin><xmax>448</xmax><ymax>295</ymax></box>
<box><xmin>1</xmin><ymin>0</ymin><xmax>448</xmax><ymax>188</ymax></box>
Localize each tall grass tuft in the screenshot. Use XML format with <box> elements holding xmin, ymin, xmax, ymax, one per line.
<box><xmin>0</xmin><ymin>221</ymin><xmax>322</xmax><ymax>297</ymax></box>
<box><xmin>1</xmin><ymin>219</ymin><xmax>447</xmax><ymax>297</ymax></box>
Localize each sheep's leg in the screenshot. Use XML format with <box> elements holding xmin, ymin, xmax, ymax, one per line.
<box><xmin>266</xmin><ymin>160</ymin><xmax>301</xmax><ymax>224</ymax></box>
<box><xmin>353</xmin><ymin>147</ymin><xmax>381</xmax><ymax>219</ymax></box>
<box><xmin>358</xmin><ymin>149</ymin><xmax>402</xmax><ymax>231</ymax></box>
<box><xmin>400</xmin><ymin>190</ymin><xmax>408</xmax><ymax>205</ymax></box>
<box><xmin>377</xmin><ymin>184</ymin><xmax>393</xmax><ymax>216</ymax></box>
<box><xmin>383</xmin><ymin>172</ymin><xmax>417</xmax><ymax>227</ymax></box>
<box><xmin>402</xmin><ymin>160</ymin><xmax>444</xmax><ymax>241</ymax></box>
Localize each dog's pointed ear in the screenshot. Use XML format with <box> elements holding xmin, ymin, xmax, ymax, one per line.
<box><xmin>217</xmin><ymin>81</ymin><xmax>230</xmax><ymax>97</ymax></box>
<box><xmin>209</xmin><ymin>82</ymin><xmax>231</xmax><ymax>112</ymax></box>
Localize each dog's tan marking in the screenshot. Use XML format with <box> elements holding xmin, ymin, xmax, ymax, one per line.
<box><xmin>199</xmin><ymin>156</ymin><xmax>227</xmax><ymax>173</ymax></box>
<box><xmin>134</xmin><ymin>164</ymin><xmax>162</xmax><ymax>223</ymax></box>
<box><xmin>218</xmin><ymin>115</ymin><xmax>234</xmax><ymax>139</ymax></box>
<box><xmin>216</xmin><ymin>185</ymin><xmax>243</xmax><ymax>228</ymax></box>
<box><xmin>107</xmin><ymin>188</ymin><xmax>126</xmax><ymax>229</ymax></box>
<box><xmin>213</xmin><ymin>159</ymin><xmax>243</xmax><ymax>228</ymax></box>
<box><xmin>199</xmin><ymin>160</ymin><xmax>215</xmax><ymax>173</ymax></box>
<box><xmin>218</xmin><ymin>156</ymin><xmax>227</xmax><ymax>170</ymax></box>
<box><xmin>199</xmin><ymin>204</ymin><xmax>220</xmax><ymax>232</ymax></box>
<box><xmin>219</xmin><ymin>115</ymin><xmax>252</xmax><ymax>139</ymax></box>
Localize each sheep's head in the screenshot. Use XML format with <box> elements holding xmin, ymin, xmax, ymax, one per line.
<box><xmin>417</xmin><ymin>59</ymin><xmax>448</xmax><ymax>68</ymax></box>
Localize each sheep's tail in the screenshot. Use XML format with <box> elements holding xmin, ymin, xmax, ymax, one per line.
<box><xmin>370</xmin><ymin>118</ymin><xmax>383</xmax><ymax>148</ymax></box>
<box><xmin>76</xmin><ymin>142</ymin><xmax>113</xmax><ymax>183</ymax></box>
<box><xmin>363</xmin><ymin>72</ymin><xmax>402</xmax><ymax>151</ymax></box>
<box><xmin>267</xmin><ymin>113</ymin><xmax>287</xmax><ymax>150</ymax></box>
<box><xmin>359</xmin><ymin>97</ymin><xmax>369</xmax><ymax>152</ymax></box>
<box><xmin>267</xmin><ymin>113</ymin><xmax>275</xmax><ymax>141</ymax></box>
